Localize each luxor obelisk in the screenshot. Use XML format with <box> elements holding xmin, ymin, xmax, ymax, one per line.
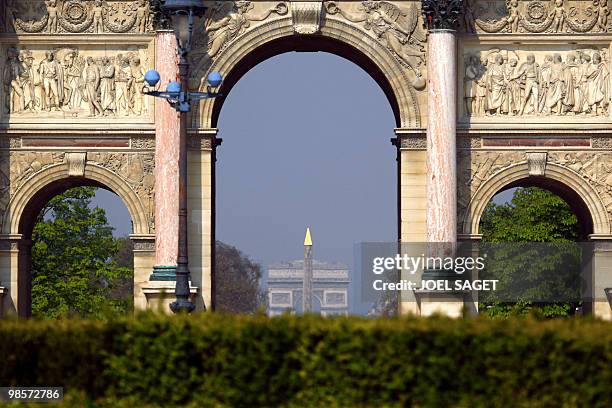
<box><xmin>303</xmin><ymin>228</ymin><xmax>313</xmax><ymax>313</ymax></box>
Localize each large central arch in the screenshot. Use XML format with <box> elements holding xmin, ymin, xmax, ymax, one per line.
<box><xmin>182</xmin><ymin>7</ymin><xmax>426</xmax><ymax>310</ymax></box>
<box><xmin>193</xmin><ymin>16</ymin><xmax>423</xmax><ymax>129</ymax></box>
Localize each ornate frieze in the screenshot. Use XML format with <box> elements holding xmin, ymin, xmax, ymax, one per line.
<box><xmin>187</xmin><ymin>135</ymin><xmax>214</xmax><ymax>150</ymax></box>
<box><xmin>548</xmin><ymin>151</ymin><xmax>612</xmax><ymax>216</ymax></box>
<box><xmin>461</xmin><ymin>47</ymin><xmax>610</xmax><ymax>118</ymax></box>
<box><xmin>325</xmin><ymin>1</ymin><xmax>426</xmax><ymax>83</ymax></box>
<box><xmin>467</xmin><ymin>0</ymin><xmax>612</xmax><ymax>34</ymax></box>
<box><xmin>190</xmin><ymin>1</ymin><xmax>288</xmax><ymax>66</ymax></box>
<box><xmin>3</xmin><ymin>0</ymin><xmax>154</xmax><ymax>34</ymax></box>
<box><xmin>133</xmin><ymin>239</ymin><xmax>155</xmax><ymax>251</ymax></box>
<box><xmin>400</xmin><ymin>136</ymin><xmax>427</xmax><ymax>149</ymax></box>
<box><xmin>131</xmin><ymin>136</ymin><xmax>155</xmax><ymax>149</ymax></box>
<box><xmin>1</xmin><ymin>45</ymin><xmax>153</xmax><ymax>121</ymax></box>
<box><xmin>592</xmin><ymin>136</ymin><xmax>612</xmax><ymax>148</ymax></box>
<box><xmin>457</xmin><ymin>150</ymin><xmax>525</xmax><ymax>227</ymax></box>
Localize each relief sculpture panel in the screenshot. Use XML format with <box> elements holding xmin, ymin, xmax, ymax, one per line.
<box><xmin>2</xmin><ymin>0</ymin><xmax>154</xmax><ymax>34</ymax></box>
<box><xmin>460</xmin><ymin>45</ymin><xmax>612</xmax><ymax>123</ymax></box>
<box><xmin>1</xmin><ymin>43</ymin><xmax>154</xmax><ymax>123</ymax></box>
<box><xmin>466</xmin><ymin>0</ymin><xmax>612</xmax><ymax>34</ymax></box>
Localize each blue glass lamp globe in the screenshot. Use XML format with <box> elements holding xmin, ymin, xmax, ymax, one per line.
<box><xmin>166</xmin><ymin>81</ymin><xmax>181</xmax><ymax>94</ymax></box>
<box><xmin>144</xmin><ymin>70</ymin><xmax>160</xmax><ymax>87</ymax></box>
<box><xmin>207</xmin><ymin>71</ymin><xmax>223</xmax><ymax>87</ymax></box>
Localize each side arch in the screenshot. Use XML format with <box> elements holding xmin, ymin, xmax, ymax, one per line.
<box><xmin>192</xmin><ymin>17</ymin><xmax>422</xmax><ymax>129</ymax></box>
<box><xmin>5</xmin><ymin>163</ymin><xmax>150</xmax><ymax>236</ymax></box>
<box><xmin>463</xmin><ymin>162</ymin><xmax>611</xmax><ymax>237</ymax></box>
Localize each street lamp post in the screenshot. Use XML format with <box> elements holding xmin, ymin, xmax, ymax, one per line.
<box><xmin>144</xmin><ymin>0</ymin><xmax>223</xmax><ymax>313</ymax></box>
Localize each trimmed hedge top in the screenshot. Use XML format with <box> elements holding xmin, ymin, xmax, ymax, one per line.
<box><xmin>1</xmin><ymin>314</ymin><xmax>611</xmax><ymax>407</ymax></box>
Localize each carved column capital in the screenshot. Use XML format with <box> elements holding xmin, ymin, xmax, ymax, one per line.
<box><xmin>422</xmin><ymin>0</ymin><xmax>464</xmax><ymax>31</ymax></box>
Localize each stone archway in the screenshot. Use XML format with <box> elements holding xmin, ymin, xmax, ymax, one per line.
<box><xmin>193</xmin><ymin>13</ymin><xmax>424</xmax><ymax>129</ymax></box>
<box><xmin>173</xmin><ymin>1</ymin><xmax>428</xmax><ymax>311</ymax></box>
<box><xmin>0</xmin><ymin>157</ymin><xmax>154</xmax><ymax>317</ymax></box>
<box><xmin>463</xmin><ymin>162</ymin><xmax>610</xmax><ymax>238</ymax></box>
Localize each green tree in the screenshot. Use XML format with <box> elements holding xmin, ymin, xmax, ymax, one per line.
<box><xmin>481</xmin><ymin>187</ymin><xmax>579</xmax><ymax>243</ymax></box>
<box><xmin>479</xmin><ymin>187</ymin><xmax>581</xmax><ymax>318</ymax></box>
<box><xmin>31</xmin><ymin>187</ymin><xmax>132</xmax><ymax>318</ymax></box>
<box><xmin>215</xmin><ymin>241</ymin><xmax>265</xmax><ymax>314</ymax></box>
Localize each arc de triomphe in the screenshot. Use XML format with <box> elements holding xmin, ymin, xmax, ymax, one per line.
<box><xmin>1</xmin><ymin>0</ymin><xmax>611</xmax><ymax>319</ymax></box>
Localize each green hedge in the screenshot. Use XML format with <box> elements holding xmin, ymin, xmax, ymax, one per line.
<box><xmin>1</xmin><ymin>314</ymin><xmax>611</xmax><ymax>407</ymax></box>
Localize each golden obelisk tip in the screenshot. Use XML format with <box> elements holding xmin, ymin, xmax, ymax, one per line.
<box><xmin>304</xmin><ymin>227</ymin><xmax>313</xmax><ymax>246</ymax></box>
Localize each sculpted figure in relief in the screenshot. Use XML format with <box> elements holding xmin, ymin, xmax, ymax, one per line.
<box><xmin>93</xmin><ymin>0</ymin><xmax>105</xmax><ymax>34</ymax></box>
<box><xmin>3</xmin><ymin>48</ymin><xmax>25</xmax><ymax>114</ymax></box>
<box><xmin>325</xmin><ymin>1</ymin><xmax>426</xmax><ymax>79</ymax></box>
<box><xmin>136</xmin><ymin>0</ymin><xmax>151</xmax><ymax>34</ymax></box>
<box><xmin>85</xmin><ymin>57</ymin><xmax>103</xmax><ymax>117</ymax></box>
<box><xmin>204</xmin><ymin>1</ymin><xmax>289</xmax><ymax>59</ymax></box>
<box><xmin>38</xmin><ymin>51</ymin><xmax>64</xmax><ymax>112</ymax></box>
<box><xmin>45</xmin><ymin>0</ymin><xmax>59</xmax><ymax>34</ymax></box>
<box><xmin>465</xmin><ymin>49</ymin><xmax>610</xmax><ymax>117</ymax></box>
<box><xmin>129</xmin><ymin>56</ymin><xmax>147</xmax><ymax>116</ymax></box>
<box><xmin>2</xmin><ymin>47</ymin><xmax>150</xmax><ymax>119</ymax></box>
<box><xmin>100</xmin><ymin>57</ymin><xmax>116</xmax><ymax>116</ymax></box>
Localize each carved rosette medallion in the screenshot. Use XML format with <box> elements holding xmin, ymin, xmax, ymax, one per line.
<box><xmin>467</xmin><ymin>0</ymin><xmax>612</xmax><ymax>34</ymax></box>
<box><xmin>5</xmin><ymin>0</ymin><xmax>155</xmax><ymax>34</ymax></box>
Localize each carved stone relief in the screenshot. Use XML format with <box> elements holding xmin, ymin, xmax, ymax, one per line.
<box><xmin>66</xmin><ymin>151</ymin><xmax>87</xmax><ymax>176</ymax></box>
<box><xmin>86</xmin><ymin>151</ymin><xmax>155</xmax><ymax>231</ymax></box>
<box><xmin>292</xmin><ymin>1</ymin><xmax>324</xmax><ymax>34</ymax></box>
<box><xmin>458</xmin><ymin>149</ymin><xmax>612</xmax><ymax>232</ymax></box>
<box><xmin>1</xmin><ymin>45</ymin><xmax>152</xmax><ymax>121</ymax></box>
<box><xmin>131</xmin><ymin>136</ymin><xmax>155</xmax><ymax>149</ymax></box>
<box><xmin>3</xmin><ymin>0</ymin><xmax>154</xmax><ymax>34</ymax></box>
<box><xmin>466</xmin><ymin>0</ymin><xmax>612</xmax><ymax>34</ymax></box>
<box><xmin>190</xmin><ymin>1</ymin><xmax>289</xmax><ymax>75</ymax></box>
<box><xmin>457</xmin><ymin>150</ymin><xmax>526</xmax><ymax>228</ymax></box>
<box><xmin>325</xmin><ymin>1</ymin><xmax>427</xmax><ymax>86</ymax></box>
<box><xmin>592</xmin><ymin>136</ymin><xmax>612</xmax><ymax>148</ymax></box>
<box><xmin>0</xmin><ymin>151</ymin><xmax>65</xmax><ymax>230</ymax></box>
<box><xmin>0</xmin><ymin>150</ymin><xmax>155</xmax><ymax>233</ymax></box>
<box><xmin>400</xmin><ymin>136</ymin><xmax>427</xmax><ymax>149</ymax></box>
<box><xmin>461</xmin><ymin>47</ymin><xmax>610</xmax><ymax>118</ymax></box>
<box><xmin>526</xmin><ymin>151</ymin><xmax>547</xmax><ymax>175</ymax></box>
<box><xmin>548</xmin><ymin>151</ymin><xmax>612</xmax><ymax>218</ymax></box>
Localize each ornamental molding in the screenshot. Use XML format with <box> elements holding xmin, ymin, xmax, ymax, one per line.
<box><xmin>526</xmin><ymin>151</ymin><xmax>547</xmax><ymax>175</ymax></box>
<box><xmin>2</xmin><ymin>0</ymin><xmax>154</xmax><ymax>35</ymax></box>
<box><xmin>292</xmin><ymin>1</ymin><xmax>324</xmax><ymax>34</ymax></box>
<box><xmin>465</xmin><ymin>0</ymin><xmax>612</xmax><ymax>34</ymax></box>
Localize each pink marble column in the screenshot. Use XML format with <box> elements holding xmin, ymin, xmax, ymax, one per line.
<box><xmin>427</xmin><ymin>30</ymin><xmax>457</xmax><ymax>249</ymax></box>
<box><xmin>153</xmin><ymin>30</ymin><xmax>180</xmax><ymax>275</ymax></box>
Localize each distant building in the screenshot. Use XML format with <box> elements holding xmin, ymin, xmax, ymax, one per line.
<box><xmin>267</xmin><ymin>260</ymin><xmax>350</xmax><ymax>316</ymax></box>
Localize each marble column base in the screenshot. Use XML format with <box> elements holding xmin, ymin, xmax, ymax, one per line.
<box><xmin>149</xmin><ymin>265</ymin><xmax>177</xmax><ymax>281</ymax></box>
<box><xmin>142</xmin><ymin>281</ymin><xmax>198</xmax><ymax>313</ymax></box>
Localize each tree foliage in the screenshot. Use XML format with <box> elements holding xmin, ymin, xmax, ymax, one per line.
<box><xmin>481</xmin><ymin>187</ymin><xmax>579</xmax><ymax>243</ymax></box>
<box><xmin>215</xmin><ymin>241</ymin><xmax>265</xmax><ymax>314</ymax></box>
<box><xmin>479</xmin><ymin>187</ymin><xmax>582</xmax><ymax>318</ymax></box>
<box><xmin>31</xmin><ymin>187</ymin><xmax>132</xmax><ymax>318</ymax></box>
